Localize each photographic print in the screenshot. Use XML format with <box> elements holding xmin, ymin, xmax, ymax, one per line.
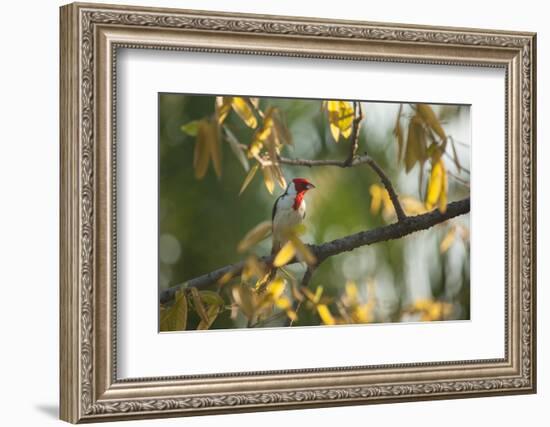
<box><xmin>60</xmin><ymin>5</ymin><xmax>536</xmax><ymax>420</ymax></box>
<box><xmin>158</xmin><ymin>94</ymin><xmax>471</xmax><ymax>331</ymax></box>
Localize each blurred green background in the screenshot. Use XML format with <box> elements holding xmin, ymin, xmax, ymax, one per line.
<box><xmin>159</xmin><ymin>94</ymin><xmax>470</xmax><ymax>330</ymax></box>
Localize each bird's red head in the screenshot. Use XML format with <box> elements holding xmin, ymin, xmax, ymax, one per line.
<box><xmin>292</xmin><ymin>178</ymin><xmax>315</xmax><ymax>193</ymax></box>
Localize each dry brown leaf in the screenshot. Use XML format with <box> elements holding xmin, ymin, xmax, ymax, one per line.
<box><xmin>417</xmin><ymin>104</ymin><xmax>446</xmax><ymax>141</ymax></box>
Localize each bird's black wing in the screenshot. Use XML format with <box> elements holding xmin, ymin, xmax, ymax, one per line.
<box><xmin>272</xmin><ymin>194</ymin><xmax>283</xmax><ymax>221</ymax></box>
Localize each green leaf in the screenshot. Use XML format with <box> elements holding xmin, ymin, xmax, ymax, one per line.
<box><xmin>159</xmin><ymin>290</ymin><xmax>188</xmax><ymax>331</ymax></box>
<box><xmin>205</xmin><ymin>120</ymin><xmax>222</xmax><ymax>178</ymax></box>
<box><xmin>180</xmin><ymin>120</ymin><xmax>200</xmax><ymax>136</ymax></box>
<box><xmin>194</xmin><ymin>120</ymin><xmax>211</xmax><ymax>179</ymax></box>
<box><xmin>197</xmin><ymin>305</ymin><xmax>220</xmax><ymax>330</ymax></box>
<box><xmin>199</xmin><ymin>290</ymin><xmax>225</xmax><ymax>307</ymax></box>
<box><xmin>190</xmin><ymin>287</ymin><xmax>209</xmax><ymax>324</ymax></box>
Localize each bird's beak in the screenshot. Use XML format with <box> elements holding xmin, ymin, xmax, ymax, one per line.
<box><xmin>307</xmin><ymin>183</ymin><xmax>316</xmax><ymax>190</ymax></box>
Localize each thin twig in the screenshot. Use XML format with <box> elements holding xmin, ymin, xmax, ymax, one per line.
<box><xmin>160</xmin><ymin>198</ymin><xmax>470</xmax><ymax>304</ymax></box>
<box><xmin>364</xmin><ymin>157</ymin><xmax>407</xmax><ymax>221</ymax></box>
<box><xmin>344</xmin><ymin>101</ymin><xmax>364</xmax><ymax>166</ymax></box>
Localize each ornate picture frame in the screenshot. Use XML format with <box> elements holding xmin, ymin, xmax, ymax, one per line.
<box><xmin>60</xmin><ymin>2</ymin><xmax>536</xmax><ymax>423</ymax></box>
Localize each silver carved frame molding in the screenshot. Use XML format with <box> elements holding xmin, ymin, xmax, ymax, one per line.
<box><xmin>59</xmin><ymin>2</ymin><xmax>537</xmax><ymax>423</ymax></box>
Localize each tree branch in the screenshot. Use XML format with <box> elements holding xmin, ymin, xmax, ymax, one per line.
<box><xmin>160</xmin><ymin>197</ymin><xmax>470</xmax><ymax>304</ymax></box>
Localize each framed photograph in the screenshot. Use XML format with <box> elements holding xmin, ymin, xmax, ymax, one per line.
<box><xmin>60</xmin><ymin>2</ymin><xmax>536</xmax><ymax>423</ymax></box>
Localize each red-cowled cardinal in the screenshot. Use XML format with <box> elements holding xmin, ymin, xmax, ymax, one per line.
<box><xmin>271</xmin><ymin>177</ymin><xmax>316</xmax><ymax>255</ymax></box>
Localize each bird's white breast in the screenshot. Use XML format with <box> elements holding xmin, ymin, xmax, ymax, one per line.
<box><xmin>272</xmin><ymin>194</ymin><xmax>306</xmax><ymax>246</ymax></box>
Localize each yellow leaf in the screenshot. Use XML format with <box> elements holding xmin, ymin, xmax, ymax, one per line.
<box><xmin>417</xmin><ymin>104</ymin><xmax>446</xmax><ymax>141</ymax></box>
<box><xmin>245</xmin><ymin>255</ymin><xmax>267</xmax><ymax>279</ymax></box>
<box><xmin>254</xmin><ymin>272</ymin><xmax>272</xmax><ymax>291</ymax></box>
<box><xmin>313</xmin><ymin>285</ymin><xmax>324</xmax><ymax>304</ymax></box>
<box><xmin>237</xmin><ymin>221</ymin><xmax>272</xmax><ymax>253</ymax></box>
<box><xmin>289</xmin><ymin>235</ymin><xmax>317</xmax><ymax>266</ymax></box>
<box><xmin>426</xmin><ymin>159</ymin><xmax>444</xmax><ymax>209</ymax></box>
<box><xmin>271</xmin><ymin>108</ymin><xmax>293</xmax><ymax>146</ymax></box>
<box><xmin>329</xmin><ymin>122</ymin><xmax>340</xmax><ymax>142</ymax></box>
<box><xmin>440</xmin><ymin>227</ymin><xmax>456</xmax><ymax>253</ymax></box>
<box><xmin>274</xmin><ymin>295</ymin><xmax>291</xmax><ymax>310</ymax></box>
<box><xmin>326</xmin><ymin>100</ymin><xmax>354</xmax><ymax>142</ymax></box>
<box><xmin>239</xmin><ymin>163</ymin><xmax>259</xmax><ymax>195</ymax></box>
<box><xmin>369</xmin><ymin>184</ymin><xmax>383</xmax><ymax>215</ymax></box>
<box><xmin>267</xmin><ymin>277</ymin><xmax>286</xmax><ymax>299</ymax></box>
<box><xmin>317</xmin><ymin>304</ymin><xmax>336</xmax><ymax>325</ymax></box>
<box><xmin>262</xmin><ymin>166</ymin><xmax>275</xmax><ymax>194</ymax></box>
<box><xmin>254</xmin><ymin>117</ymin><xmax>274</xmax><ymax>143</ymax></box>
<box><xmin>401</xmin><ymin>196</ymin><xmax>427</xmax><ymax>216</ymax></box>
<box><xmin>194</xmin><ymin>120</ymin><xmax>211</xmax><ymax>179</ymax></box>
<box><xmin>292</xmin><ymin>223</ymin><xmax>307</xmax><ymax>236</ymax></box>
<box><xmin>247</xmin><ymin>140</ymin><xmax>262</xmax><ymax>159</ymax></box>
<box><xmin>301</xmin><ymin>287</ymin><xmax>316</xmax><ymax>302</ymax></box>
<box><xmin>216</xmin><ymin>97</ymin><xmax>231</xmax><ymax>125</ymax></box>
<box><xmin>218</xmin><ymin>270</ymin><xmax>235</xmax><ymax>286</ymax></box>
<box><xmin>285</xmin><ymin>308</ymin><xmax>297</xmax><ymax>322</ymax></box>
<box><xmin>425</xmin><ymin>159</ymin><xmax>448</xmax><ymax>213</ymax></box>
<box><xmin>273</xmin><ymin>240</ymin><xmax>296</xmax><ymax>267</ymax></box>
<box><xmin>352</xmin><ymin>305</ymin><xmax>372</xmax><ymax>323</ymax></box>
<box><xmin>345</xmin><ymin>281</ymin><xmax>359</xmax><ymax>304</ymax></box>
<box><xmin>272</xmin><ymin>163</ymin><xmax>287</xmax><ymax>190</ymax></box>
<box><xmin>231</xmin><ymin>97</ymin><xmax>258</xmax><ymax>129</ymax></box>
<box><xmin>407</xmin><ymin>299</ymin><xmax>453</xmax><ymax>321</ymax></box>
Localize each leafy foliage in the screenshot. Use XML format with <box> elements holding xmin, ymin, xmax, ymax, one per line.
<box><xmin>160</xmin><ymin>95</ymin><xmax>470</xmax><ymax>331</ymax></box>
